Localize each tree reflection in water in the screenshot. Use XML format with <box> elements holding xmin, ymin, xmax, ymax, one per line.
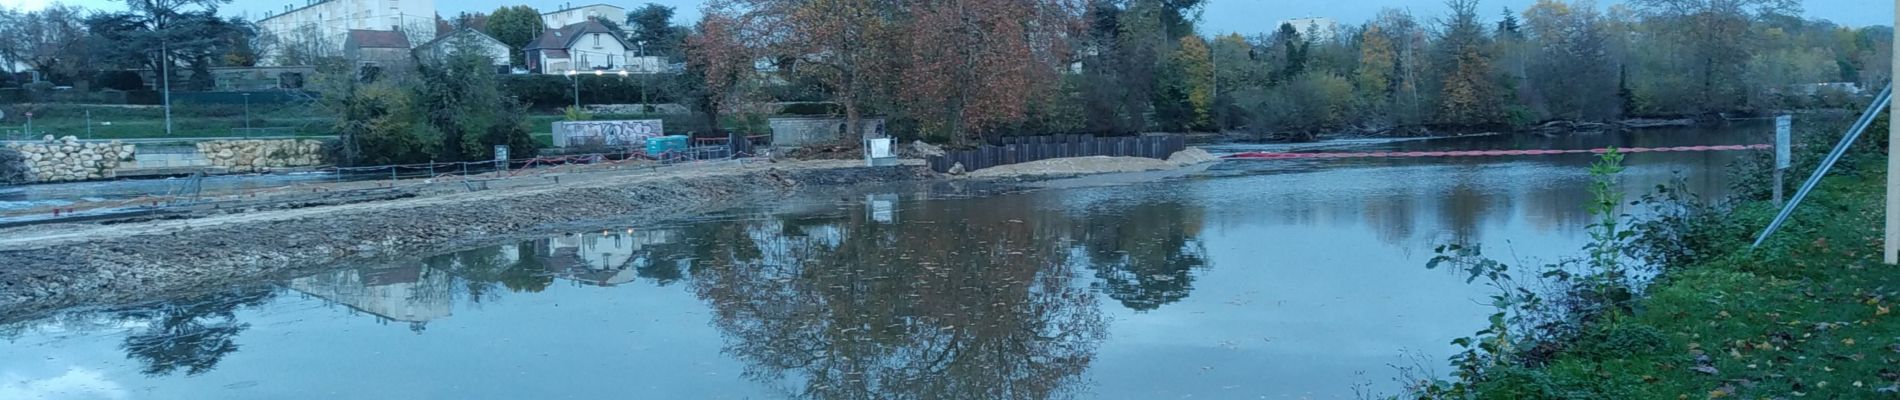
<box><xmin>112</xmin><ymin>286</ymin><xmax>274</xmax><ymax>376</ymax></box>
<box><xmin>689</xmin><ymin>195</ymin><xmax>1110</xmax><ymax>399</ymax></box>
<box><xmin>1068</xmin><ymin>201</ymin><xmax>1208</xmax><ymax>311</ymax></box>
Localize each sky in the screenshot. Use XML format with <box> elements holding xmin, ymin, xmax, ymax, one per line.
<box><xmin>5</xmin><ymin>0</ymin><xmax>1893</xmax><ymax>35</ymax></box>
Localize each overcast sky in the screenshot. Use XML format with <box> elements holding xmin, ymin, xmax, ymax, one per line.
<box><xmin>4</xmin><ymin>0</ymin><xmax>1892</xmax><ymax>35</ymax></box>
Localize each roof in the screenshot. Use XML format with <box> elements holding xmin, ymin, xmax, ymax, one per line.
<box><xmin>541</xmin><ymin>3</ymin><xmax>626</xmax><ymax>16</ymax></box>
<box><xmin>346</xmin><ymin>29</ymin><xmax>411</xmax><ymax>49</ymax></box>
<box><xmin>524</xmin><ymin>20</ymin><xmax>628</xmax><ymax>51</ymax></box>
<box><xmin>414</xmin><ymin>28</ymin><xmax>502</xmax><ymax>50</ymax></box>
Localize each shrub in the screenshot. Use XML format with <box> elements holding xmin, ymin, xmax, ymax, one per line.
<box><xmin>95</xmin><ymin>71</ymin><xmax>145</xmax><ymax>91</ymax></box>
<box><xmin>1475</xmin><ymin>366</ymin><xmax>1567</xmax><ymax>400</ymax></box>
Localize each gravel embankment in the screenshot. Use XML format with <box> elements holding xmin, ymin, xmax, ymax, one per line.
<box><xmin>964</xmin><ymin>148</ymin><xmax>1219</xmax><ymax>179</ymax></box>
<box><xmin>0</xmin><ymin>161</ymin><xmax>931</xmax><ymax>320</ymax></box>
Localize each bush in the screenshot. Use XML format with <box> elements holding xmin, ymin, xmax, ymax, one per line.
<box><xmin>1573</xmin><ymin>323</ymin><xmax>1667</xmax><ymax>359</ymax></box>
<box><xmin>1476</xmin><ymin>366</ymin><xmax>1567</xmax><ymax>400</ymax></box>
<box><xmin>95</xmin><ymin>71</ymin><xmax>144</xmax><ymax>91</ymax></box>
<box><xmin>500</xmin><ymin>74</ymin><xmax>678</xmax><ymax>110</ymax></box>
<box><xmin>1238</xmin><ymin>72</ymin><xmax>1355</xmax><ymax>139</ymax></box>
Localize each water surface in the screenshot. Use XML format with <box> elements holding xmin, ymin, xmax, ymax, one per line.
<box><xmin>1</xmin><ymin>126</ymin><xmax>1766</xmax><ymax>399</ymax></box>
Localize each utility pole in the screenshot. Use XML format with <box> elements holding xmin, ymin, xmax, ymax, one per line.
<box><xmin>1886</xmin><ymin>9</ymin><xmax>1899</xmax><ymax>264</ymax></box>
<box><xmin>242</xmin><ymin>93</ymin><xmax>252</xmax><ymax>136</ymax></box>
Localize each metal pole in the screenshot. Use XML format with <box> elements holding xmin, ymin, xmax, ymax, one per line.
<box><xmin>162</xmin><ymin>41</ymin><xmax>173</xmax><ymax>137</ymax></box>
<box><xmin>1887</xmin><ymin>13</ymin><xmax>1899</xmax><ymax>264</ymax></box>
<box><xmin>243</xmin><ymin>93</ymin><xmax>252</xmax><ymax>135</ymax></box>
<box><xmin>571</xmin><ymin>73</ymin><xmax>580</xmax><ymax>111</ymax></box>
<box><xmin>1755</xmin><ymin>86</ymin><xmax>1891</xmax><ymax>248</ymax></box>
<box><xmin>638</xmin><ymin>41</ymin><xmax>647</xmax><ymax>114</ymax></box>
<box><xmin>85</xmin><ymin>110</ymin><xmax>91</xmax><ymax>139</ymax></box>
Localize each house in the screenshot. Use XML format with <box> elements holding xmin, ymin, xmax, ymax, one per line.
<box><xmin>256</xmin><ymin>0</ymin><xmax>436</xmax><ymax>65</ymax></box>
<box><xmin>542</xmin><ymin>3</ymin><xmax>626</xmax><ymax>29</ymax></box>
<box><xmin>414</xmin><ymin>28</ymin><xmax>512</xmax><ymax>69</ymax></box>
<box><xmin>344</xmin><ymin>29</ymin><xmax>414</xmax><ymax>70</ymax></box>
<box><xmin>525</xmin><ymin>19</ymin><xmax>634</xmax><ymax>74</ymax></box>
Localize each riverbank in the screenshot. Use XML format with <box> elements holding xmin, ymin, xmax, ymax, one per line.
<box><xmin>1452</xmin><ymin>162</ymin><xmax>1899</xmax><ymax>397</ymax></box>
<box><xmin>0</xmin><ymin>160</ymin><xmax>932</xmax><ymax>320</ymax></box>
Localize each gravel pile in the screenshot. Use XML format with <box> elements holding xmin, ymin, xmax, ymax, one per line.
<box><xmin>965</xmin><ymin>147</ymin><xmax>1219</xmax><ymax>179</ymax></box>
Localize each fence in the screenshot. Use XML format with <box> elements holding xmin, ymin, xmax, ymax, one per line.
<box><xmin>925</xmin><ymin>135</ymin><xmax>1186</xmax><ymax>173</ymax></box>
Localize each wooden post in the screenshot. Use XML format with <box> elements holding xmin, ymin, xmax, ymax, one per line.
<box><xmin>1887</xmin><ymin>9</ymin><xmax>1899</xmax><ymax>264</ymax></box>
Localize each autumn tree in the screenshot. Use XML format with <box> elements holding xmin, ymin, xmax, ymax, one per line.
<box><xmin>901</xmin><ymin>0</ymin><xmax>1080</xmax><ymax>143</ymax></box>
<box><xmin>1355</xmin><ymin>25</ymin><xmax>1398</xmax><ymax>111</ymax></box>
<box><xmin>684</xmin><ymin>10</ymin><xmax>753</xmax><ymax>135</ymax></box>
<box><xmin>484</xmin><ymin>5</ymin><xmax>542</xmax><ymax>68</ymax></box>
<box><xmin>712</xmin><ymin>0</ymin><xmax>901</xmax><ymax>143</ymax></box>
<box><xmin>1435</xmin><ymin>0</ymin><xmax>1502</xmax><ymax>126</ymax></box>
<box><xmin>1153</xmin><ymin>35</ymin><xmax>1213</xmax><ymax>131</ymax></box>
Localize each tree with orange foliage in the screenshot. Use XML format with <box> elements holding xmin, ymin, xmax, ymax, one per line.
<box><xmin>684</xmin><ymin>10</ymin><xmax>752</xmax><ymax>134</ymax></box>
<box><xmin>708</xmin><ymin>0</ymin><xmax>892</xmax><ymax>144</ymax></box>
<box><xmin>900</xmin><ymin>0</ymin><xmax>1082</xmax><ymax>144</ymax></box>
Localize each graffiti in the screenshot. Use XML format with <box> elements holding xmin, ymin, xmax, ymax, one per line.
<box><xmin>553</xmin><ymin>120</ymin><xmax>664</xmax><ymax>147</ymax></box>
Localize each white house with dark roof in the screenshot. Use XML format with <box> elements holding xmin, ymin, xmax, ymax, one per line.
<box><xmin>414</xmin><ymin>28</ymin><xmax>512</xmax><ymax>69</ymax></box>
<box><xmin>524</xmin><ymin>19</ymin><xmax>634</xmax><ymax>74</ymax></box>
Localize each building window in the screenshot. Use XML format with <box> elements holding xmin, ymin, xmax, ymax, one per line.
<box><xmin>593</xmin><ymin>34</ymin><xmax>601</xmax><ymax>48</ymax></box>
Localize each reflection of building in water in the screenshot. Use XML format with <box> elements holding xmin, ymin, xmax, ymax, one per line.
<box><xmin>540</xmin><ymin>229</ymin><xmax>678</xmax><ymax>286</ymax></box>
<box><xmin>289</xmin><ymin>265</ymin><xmax>455</xmax><ymax>328</ymax></box>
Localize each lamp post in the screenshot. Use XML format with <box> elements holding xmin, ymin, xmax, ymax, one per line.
<box><xmin>637</xmin><ymin>41</ymin><xmax>647</xmax><ymax>114</ymax></box>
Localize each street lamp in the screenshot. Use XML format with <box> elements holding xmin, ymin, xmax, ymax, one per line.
<box><xmin>637</xmin><ymin>41</ymin><xmax>648</xmax><ymax>115</ymax></box>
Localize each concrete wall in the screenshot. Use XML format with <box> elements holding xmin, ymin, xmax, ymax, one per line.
<box><xmin>552</xmin><ymin>120</ymin><xmax>663</xmax><ymax>148</ymax></box>
<box><xmin>196</xmin><ymin>139</ymin><xmax>328</xmax><ymax>172</ymax></box>
<box><xmin>4</xmin><ymin>136</ymin><xmax>136</xmax><ymax>182</ymax></box>
<box><xmin>769</xmin><ymin>117</ymin><xmax>886</xmax><ymax>148</ymax></box>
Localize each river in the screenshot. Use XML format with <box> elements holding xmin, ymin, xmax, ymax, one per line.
<box><xmin>0</xmin><ymin>124</ymin><xmax>1770</xmax><ymax>399</ymax></box>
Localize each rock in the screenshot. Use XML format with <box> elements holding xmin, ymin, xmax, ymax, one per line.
<box><xmin>947</xmin><ymin>162</ymin><xmax>966</xmax><ymax>175</ymax></box>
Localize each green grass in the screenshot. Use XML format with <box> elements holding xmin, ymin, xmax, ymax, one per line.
<box><xmin>1475</xmin><ymin>174</ymin><xmax>1900</xmax><ymax>399</ymax></box>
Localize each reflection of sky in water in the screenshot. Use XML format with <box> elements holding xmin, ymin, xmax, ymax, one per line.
<box><xmin>0</xmin><ymin>127</ymin><xmax>1764</xmax><ymax>399</ymax></box>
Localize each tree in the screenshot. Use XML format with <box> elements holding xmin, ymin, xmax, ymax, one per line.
<box><xmin>626</xmin><ymin>3</ymin><xmax>687</xmax><ymax>58</ymax></box>
<box><xmin>484</xmin><ymin>5</ymin><xmax>542</xmax><ymax>68</ymax></box>
<box><xmin>1524</xmin><ymin>0</ymin><xmax>1619</xmax><ymax>120</ymax></box>
<box><xmin>716</xmin><ymin>0</ymin><xmax>894</xmax><ymax>143</ymax></box>
<box><xmin>1271</xmin><ymin>23</ymin><xmax>1309</xmax><ymax>83</ymax></box>
<box><xmin>451</xmin><ymin>12</ymin><xmax>489</xmax><ymax>31</ymax></box>
<box><xmin>416</xmin><ymin>37</ymin><xmax>537</xmax><ymax>162</ymax></box>
<box><xmin>1630</xmin><ymin>0</ymin><xmax>1799</xmax><ymax>111</ymax></box>
<box><xmin>1356</xmin><ymin>25</ymin><xmax>1399</xmax><ymax>113</ymax></box>
<box><xmin>900</xmin><ymin>0</ymin><xmax>1079</xmax><ymax>142</ymax></box>
<box><xmin>6</xmin><ymin>4</ymin><xmax>90</xmax><ymax>84</ymax></box>
<box><xmin>684</xmin><ymin>10</ymin><xmax>752</xmax><ymax>136</ymax></box>
<box><xmin>1153</xmin><ymin>35</ymin><xmax>1212</xmax><ymax>131</ymax></box>
<box><xmin>1435</xmin><ymin>0</ymin><xmax>1503</xmax><ymax>126</ymax></box>
<box><xmin>86</xmin><ymin>0</ymin><xmax>243</xmax><ymax>91</ymax></box>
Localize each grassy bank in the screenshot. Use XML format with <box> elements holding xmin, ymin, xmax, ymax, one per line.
<box><xmin>1480</xmin><ymin>175</ymin><xmax>1897</xmax><ymax>398</ymax></box>
<box><xmin>1431</xmin><ymin>119</ymin><xmax>1899</xmax><ymax>398</ymax></box>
